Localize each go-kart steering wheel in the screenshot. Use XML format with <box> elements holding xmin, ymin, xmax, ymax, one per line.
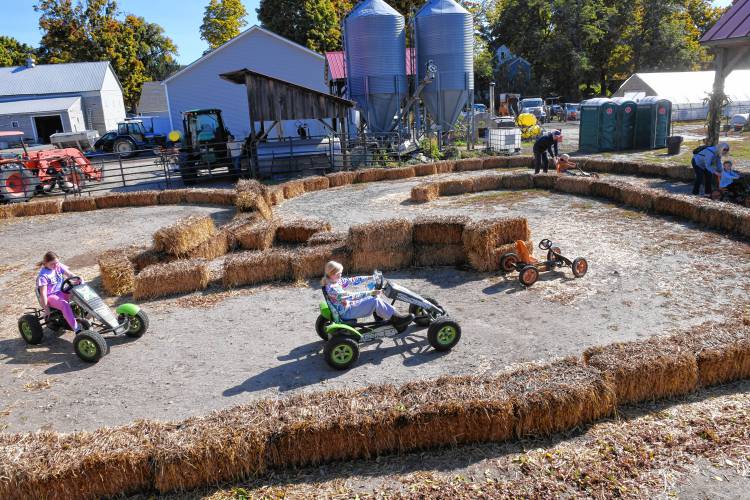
<box><xmin>539</xmin><ymin>239</ymin><xmax>552</xmax><ymax>250</ymax></box>
<box><xmin>60</xmin><ymin>277</ymin><xmax>82</xmax><ymax>294</ymax></box>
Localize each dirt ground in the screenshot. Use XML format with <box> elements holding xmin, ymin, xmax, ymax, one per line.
<box><xmin>1</xmin><ymin>172</ymin><xmax>748</xmax><ymax>436</ymax></box>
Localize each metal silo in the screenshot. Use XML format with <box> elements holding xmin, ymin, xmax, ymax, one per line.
<box><xmin>344</xmin><ymin>0</ymin><xmax>408</xmax><ymax>134</ymax></box>
<box><xmin>415</xmin><ymin>0</ymin><xmax>474</xmax><ymax>132</ymax></box>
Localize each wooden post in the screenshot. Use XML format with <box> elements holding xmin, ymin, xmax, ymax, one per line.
<box><xmin>707</xmin><ymin>48</ymin><xmax>727</xmax><ymax>146</ymax></box>
<box><xmin>246</xmin><ymin>73</ymin><xmax>259</xmax><ymax>177</ymax></box>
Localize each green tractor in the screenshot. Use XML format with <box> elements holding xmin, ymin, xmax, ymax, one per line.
<box><xmin>175</xmin><ymin>109</ymin><xmax>234</xmax><ymax>185</ymax></box>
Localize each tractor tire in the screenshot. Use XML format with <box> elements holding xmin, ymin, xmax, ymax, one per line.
<box><xmin>519</xmin><ymin>265</ymin><xmax>539</xmax><ymax>287</ymax></box>
<box><xmin>73</xmin><ymin>330</ymin><xmax>108</xmax><ymax>363</ymax></box>
<box><xmin>409</xmin><ymin>295</ymin><xmax>441</xmax><ymax>327</ymax></box>
<box><xmin>427</xmin><ymin>317</ymin><xmax>461</xmax><ymax>352</ymax></box>
<box><xmin>324</xmin><ymin>334</ymin><xmax>360</xmax><ymax>370</ymax></box>
<box><xmin>500</xmin><ymin>253</ymin><xmax>519</xmax><ymax>273</ymax></box>
<box><xmin>572</xmin><ymin>257</ymin><xmax>589</xmax><ymax>278</ymax></box>
<box><xmin>315</xmin><ymin>314</ymin><xmax>330</xmax><ymax>340</ymax></box>
<box><xmin>0</xmin><ymin>163</ymin><xmax>39</xmax><ymax>202</ymax></box>
<box><xmin>113</xmin><ymin>138</ymin><xmax>137</xmax><ymax>158</ymax></box>
<box><xmin>125</xmin><ymin>310</ymin><xmax>149</xmax><ymax>338</ymax></box>
<box><xmin>18</xmin><ymin>314</ymin><xmax>44</xmax><ymax>345</ymax></box>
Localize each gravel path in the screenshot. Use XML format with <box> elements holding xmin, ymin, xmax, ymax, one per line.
<box><xmin>0</xmin><ymin>176</ymin><xmax>748</xmax><ymax>434</ymax></box>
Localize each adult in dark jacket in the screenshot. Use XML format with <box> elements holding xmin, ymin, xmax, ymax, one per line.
<box><xmin>691</xmin><ymin>142</ymin><xmax>729</xmax><ymax>195</ymax></box>
<box><xmin>533</xmin><ymin>130</ymin><xmax>563</xmax><ymax>174</ymax></box>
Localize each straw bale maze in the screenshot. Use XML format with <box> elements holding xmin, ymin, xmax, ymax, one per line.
<box><xmin>1</xmin><ymin>156</ymin><xmax>749</xmax><ymax>497</ymax></box>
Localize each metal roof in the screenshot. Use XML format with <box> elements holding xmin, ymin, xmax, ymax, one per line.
<box><xmin>615</xmin><ymin>70</ymin><xmax>750</xmax><ymax>104</ymax></box>
<box><xmin>0</xmin><ymin>96</ymin><xmax>81</xmax><ymax>116</ymax></box>
<box><xmin>325</xmin><ymin>48</ymin><xmax>415</xmax><ymax>81</ymax></box>
<box><xmin>701</xmin><ymin>0</ymin><xmax>750</xmax><ymax>46</ymax></box>
<box><xmin>0</xmin><ymin>61</ymin><xmax>112</xmax><ymax>96</ymax></box>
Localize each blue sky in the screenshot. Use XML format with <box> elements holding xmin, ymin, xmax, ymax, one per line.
<box><xmin>1</xmin><ymin>0</ymin><xmax>736</xmax><ymax>65</ymax></box>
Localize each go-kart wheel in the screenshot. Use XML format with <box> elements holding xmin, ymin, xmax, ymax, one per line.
<box><xmin>499</xmin><ymin>253</ymin><xmax>519</xmax><ymax>274</ymax></box>
<box><xmin>409</xmin><ymin>296</ymin><xmax>440</xmax><ymax>327</ymax></box>
<box><xmin>519</xmin><ymin>265</ymin><xmax>539</xmax><ymax>287</ymax></box>
<box><xmin>324</xmin><ymin>335</ymin><xmax>360</xmax><ymax>370</ymax></box>
<box><xmin>73</xmin><ymin>330</ymin><xmax>108</xmax><ymax>363</ymax></box>
<box><xmin>18</xmin><ymin>314</ymin><xmax>44</xmax><ymax>345</ymax></box>
<box><xmin>315</xmin><ymin>314</ymin><xmax>331</xmax><ymax>340</ymax></box>
<box><xmin>572</xmin><ymin>257</ymin><xmax>588</xmax><ymax>278</ymax></box>
<box><xmin>427</xmin><ymin>318</ymin><xmax>461</xmax><ymax>352</ymax></box>
<box><xmin>125</xmin><ymin>310</ymin><xmax>149</xmax><ymax>338</ymax></box>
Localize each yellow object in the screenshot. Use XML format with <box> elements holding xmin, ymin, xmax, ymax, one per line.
<box><xmin>516</xmin><ymin>113</ymin><xmax>537</xmax><ymax>127</ymax></box>
<box><xmin>168</xmin><ymin>130</ymin><xmax>182</xmax><ymax>142</ymax></box>
<box><xmin>521</xmin><ymin>124</ymin><xmax>542</xmax><ymax>140</ymax></box>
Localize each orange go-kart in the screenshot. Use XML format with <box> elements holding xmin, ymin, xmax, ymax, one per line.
<box><xmin>499</xmin><ymin>239</ymin><xmax>588</xmax><ymax>287</ymax></box>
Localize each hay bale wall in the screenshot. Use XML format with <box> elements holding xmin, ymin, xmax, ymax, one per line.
<box><xmin>470</xmin><ymin>174</ymin><xmax>504</xmax><ymax>193</ymax></box>
<box><xmin>291</xmin><ymin>243</ymin><xmax>351</xmax><ymax>281</ymax></box>
<box><xmin>413</xmin><ymin>215</ymin><xmax>469</xmax><ymax>245</ymax></box>
<box><xmin>157</xmin><ymin>189</ymin><xmax>187</xmax><ymax>205</ymax></box>
<box><xmin>281</xmin><ymin>180</ymin><xmax>305</xmax><ymax>199</ymax></box>
<box><xmin>275</xmin><ymin>219</ymin><xmax>331</xmax><ymax>244</ymax></box>
<box><xmin>463</xmin><ymin>218</ymin><xmax>530</xmax><ymax>272</ymax></box>
<box><xmin>383</xmin><ymin>166</ymin><xmax>415</xmax><ymax>180</ymax></box>
<box><xmin>183</xmin><ymin>189</ymin><xmax>236</xmax><ymax>206</ymax></box>
<box><xmin>62</xmin><ymin>197</ymin><xmax>98</xmax><ymax>212</ymax></box>
<box><xmin>411</xmin><ymin>183</ymin><xmax>439</xmax><ymax>203</ymax></box>
<box><xmin>236</xmin><ymin>179</ymin><xmax>271</xmax><ymax>205</ymax></box>
<box><xmin>438</xmin><ymin>178</ymin><xmax>474</xmax><ymax>196</ymax></box>
<box><xmin>93</xmin><ymin>192</ymin><xmax>159</xmax><ymax>209</ymax></box>
<box><xmin>326</xmin><ymin>171</ymin><xmax>357</xmax><ymax>187</ymax></box>
<box><xmin>223</xmin><ymin>250</ymin><xmax>292</xmax><ymax>287</ymax></box>
<box><xmin>302</xmin><ymin>176</ymin><xmax>330</xmax><ymax>192</ymax></box>
<box><xmin>553</xmin><ymin>176</ymin><xmax>594</xmax><ymax>196</ymax></box>
<box><xmin>133</xmin><ymin>259</ymin><xmax>210</xmax><ymax>300</ymax></box>
<box><xmin>501</xmin><ymin>173</ymin><xmax>534</xmax><ymax>190</ymax></box>
<box><xmin>235</xmin><ymin>220</ymin><xmax>276</xmax><ymax>250</ymax></box>
<box><xmin>153</xmin><ymin>215</ymin><xmax>216</xmax><ymax>256</ymax></box>
<box><xmin>184</xmin><ymin>230</ymin><xmax>231</xmax><ymax>260</ymax></box>
<box><xmin>413</xmin><ymin>244</ymin><xmax>466</xmax><ymax>267</ymax></box>
<box><xmin>532</xmin><ymin>173</ymin><xmax>558</xmax><ymax>190</ymax></box>
<box><xmin>355</xmin><ymin>168</ymin><xmax>388</xmax><ymax>183</ymax></box>
<box><xmin>413</xmin><ymin>163</ymin><xmax>438</xmax><ymax>177</ymax></box>
<box><xmin>482</xmin><ymin>156</ymin><xmax>510</xmax><ymax>169</ymax></box>
<box><xmin>98</xmin><ymin>250</ymin><xmax>136</xmax><ymax>296</ymax></box>
<box><xmin>307</xmin><ymin>231</ymin><xmax>348</xmax><ymax>246</ymax></box>
<box><xmin>349</xmin><ymin>218</ymin><xmax>413</xmax><ymax>272</ymax></box>
<box><xmin>454</xmin><ymin>158</ymin><xmax>483</xmax><ymax>172</ymax></box>
<box><xmin>435</xmin><ymin>160</ymin><xmax>455</xmax><ymax>174</ymax></box>
<box><xmin>13</xmin><ymin>199</ymin><xmax>62</xmax><ymax>217</ymax></box>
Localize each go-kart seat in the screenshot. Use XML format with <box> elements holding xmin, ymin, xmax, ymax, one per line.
<box><xmin>34</xmin><ymin>286</ymin><xmax>44</xmax><ymax>308</ymax></box>
<box><xmin>515</xmin><ymin>240</ymin><xmax>538</xmax><ymax>264</ymax></box>
<box><xmin>320</xmin><ymin>286</ymin><xmax>357</xmax><ymax>325</ymax></box>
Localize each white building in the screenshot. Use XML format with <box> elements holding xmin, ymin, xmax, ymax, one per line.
<box><xmin>0</xmin><ymin>60</ymin><xmax>126</xmax><ymax>143</ymax></box>
<box><xmin>614</xmin><ymin>70</ymin><xmax>750</xmax><ymax>121</ymax></box>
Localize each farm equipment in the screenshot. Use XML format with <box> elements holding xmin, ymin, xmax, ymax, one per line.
<box><xmin>18</xmin><ymin>277</ymin><xmax>149</xmax><ymax>363</ymax></box>
<box><xmin>175</xmin><ymin>109</ymin><xmax>232</xmax><ymax>185</ymax></box>
<box><xmin>315</xmin><ymin>270</ymin><xmax>462</xmax><ymax>370</ymax></box>
<box><xmin>500</xmin><ymin>239</ymin><xmax>588</xmax><ymax>287</ymax></box>
<box><xmin>0</xmin><ymin>145</ymin><xmax>103</xmax><ymax>203</ymax></box>
<box><xmin>97</xmin><ymin>119</ymin><xmax>166</xmax><ymax>158</ymax></box>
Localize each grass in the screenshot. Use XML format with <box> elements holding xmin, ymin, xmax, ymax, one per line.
<box><xmin>448</xmin><ymin>189</ymin><xmax>548</xmax><ymax>207</ymax></box>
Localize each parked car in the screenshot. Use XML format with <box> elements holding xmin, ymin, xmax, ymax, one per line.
<box><xmin>730</xmin><ymin>113</ymin><xmax>749</xmax><ymax>132</ymax></box>
<box><xmin>519</xmin><ymin>98</ymin><xmax>547</xmax><ymax>123</ymax></box>
<box><xmin>565</xmin><ymin>103</ymin><xmax>581</xmax><ymax>121</ymax></box>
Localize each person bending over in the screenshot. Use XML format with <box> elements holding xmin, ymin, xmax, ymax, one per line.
<box><xmin>321</xmin><ymin>261</ymin><xmax>413</xmax><ymax>327</ymax></box>
<box><xmin>533</xmin><ymin>130</ymin><xmax>563</xmax><ymax>174</ymax></box>
<box><xmin>36</xmin><ymin>251</ymin><xmax>80</xmax><ymax>333</ymax></box>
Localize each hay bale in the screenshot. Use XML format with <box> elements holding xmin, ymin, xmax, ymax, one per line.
<box><xmin>382</xmin><ymin>166</ymin><xmax>415</xmax><ymax>180</ymax></box>
<box><xmin>307</xmin><ymin>231</ymin><xmax>349</xmax><ymax>246</ymax></box>
<box><xmin>94</xmin><ymin>191</ymin><xmax>159</xmax><ymax>209</ymax></box>
<box><xmin>326</xmin><ymin>171</ymin><xmax>357</xmax><ymax>187</ymax></box>
<box><xmin>666</xmin><ymin>165</ymin><xmax>694</xmax><ymax>181</ymax></box>
<box><xmin>620</xmin><ymin>185</ymin><xmax>655</xmax><ymax>211</ymax></box>
<box><xmin>639</xmin><ymin>163</ymin><xmax>669</xmax><ymax>178</ymax></box>
<box><xmin>0</xmin><ymin>204</ymin><xmax>16</xmax><ymax>219</ymax></box>
<box><xmin>349</xmin><ymin>218</ymin><xmax>413</xmax><ymax>252</ymax></box>
<box><xmin>236</xmin><ymin>179</ymin><xmax>271</xmax><ymax>205</ymax></box>
<box><xmin>454</xmin><ymin>158</ymin><xmax>484</xmax><ymax>172</ymax></box>
<box><xmin>14</xmin><ymin>199</ymin><xmax>63</xmax><ymax>217</ymax></box>
<box><xmin>355</xmin><ymin>168</ymin><xmax>388</xmax><ymax>183</ymax></box>
<box><xmin>470</xmin><ymin>174</ymin><xmax>504</xmax><ymax>193</ymax></box>
<box><xmin>501</xmin><ymin>172</ymin><xmax>534</xmax><ymax>190</ymax></box>
<box><xmin>128</xmin><ymin>247</ymin><xmax>169</xmax><ymax>272</ymax></box>
<box><xmin>590</xmin><ymin>180</ymin><xmax>625</xmax><ymax>202</ymax></box>
<box><xmin>268</xmin><ymin>186</ymin><xmax>285</xmax><ymax>206</ymax></box>
<box><xmin>438</xmin><ymin>178</ymin><xmax>474</xmax><ymax>196</ymax></box>
<box><xmin>653</xmin><ymin>193</ymin><xmax>702</xmax><ymax>221</ymax></box>
<box><xmin>223</xmin><ymin>250</ymin><xmax>292</xmax><ymax>287</ymax></box>
<box><xmin>434</xmin><ymin>160</ymin><xmax>455</xmax><ymax>174</ymax></box>
<box><xmin>184</xmin><ymin>230</ymin><xmax>231</xmax><ymax>260</ymax></box>
<box><xmin>236</xmin><ymin>191</ymin><xmax>273</xmax><ymax>219</ymax></box>
<box><xmin>482</xmin><ymin>156</ymin><xmax>511</xmax><ymax>169</ymax></box>
<box><xmin>302</xmin><ymin>176</ymin><xmax>330</xmax><ymax>192</ymax></box>
<box><xmin>581</xmin><ymin>158</ymin><xmax>615</xmax><ymax>174</ymax></box>
<box><xmin>98</xmin><ymin>250</ymin><xmax>136</xmax><ymax>296</ymax></box>
<box><xmin>235</xmin><ymin>219</ymin><xmax>276</xmax><ymax>250</ymax></box>
<box><xmin>610</xmin><ymin>161</ymin><xmax>640</xmax><ymax>176</ymax></box>
<box><xmin>491</xmin><ymin>240</ymin><xmax>533</xmax><ymax>266</ymax></box>
<box><xmin>507</xmin><ymin>155</ymin><xmax>533</xmax><ymax>168</ymax></box>
<box><xmin>413</xmin><ymin>215</ymin><xmax>469</xmax><ymax>244</ymax></box>
<box><xmin>670</xmin><ymin>318</ymin><xmax>750</xmax><ymax>387</ymax></box>
<box><xmin>134</xmin><ymin>259</ymin><xmax>210</xmax><ymax>300</ymax></box>
<box><xmin>696</xmin><ymin>202</ymin><xmax>744</xmax><ymax>234</ymax></box>
<box><xmin>157</xmin><ymin>189</ymin><xmax>188</xmax><ymax>205</ymax></box>
<box><xmin>281</xmin><ymin>180</ymin><xmax>305</xmax><ymax>199</ymax></box>
<box><xmin>413</xmin><ymin>163</ymin><xmax>438</xmax><ymax>177</ymax></box>
<box><xmin>413</xmin><ymin>244</ymin><xmax>466</xmax><ymax>267</ymax></box>
<box><xmin>62</xmin><ymin>197</ymin><xmax>97</xmax><ymax>212</ymax></box>
<box><xmin>291</xmin><ymin>243</ymin><xmax>351</xmax><ymax>281</ymax></box>
<box><xmin>411</xmin><ymin>183</ymin><xmax>439</xmax><ymax>203</ymax></box>
<box><xmin>350</xmin><ymin>249</ymin><xmax>413</xmax><ymax>273</ymax></box>
<box><xmin>276</xmin><ymin>218</ymin><xmax>331</xmax><ymax>244</ymax></box>
<box><xmin>583</xmin><ymin>336</ymin><xmax>698</xmax><ymax>405</ymax></box>
<box><xmin>183</xmin><ymin>188</ymin><xmax>236</xmax><ymax>206</ymax></box>
<box><xmin>532</xmin><ymin>173</ymin><xmax>558</xmax><ymax>190</ymax></box>
<box><xmin>463</xmin><ymin>218</ymin><xmax>530</xmax><ymax>272</ymax></box>
<box><xmin>553</xmin><ymin>176</ymin><xmax>594</xmax><ymax>196</ymax></box>
<box><xmin>738</xmin><ymin>211</ymin><xmax>750</xmax><ymax>239</ymax></box>
<box><xmin>153</xmin><ymin>215</ymin><xmax>216</xmax><ymax>256</ymax></box>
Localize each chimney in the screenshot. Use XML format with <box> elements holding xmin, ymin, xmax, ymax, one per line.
<box><xmin>25</xmin><ymin>56</ymin><xmax>35</xmax><ymax>68</ymax></box>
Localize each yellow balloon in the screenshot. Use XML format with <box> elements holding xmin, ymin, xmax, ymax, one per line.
<box><xmin>168</xmin><ymin>130</ymin><xmax>182</xmax><ymax>142</ymax></box>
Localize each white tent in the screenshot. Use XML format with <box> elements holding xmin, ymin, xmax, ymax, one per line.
<box><xmin>614</xmin><ymin>70</ymin><xmax>750</xmax><ymax>120</ymax></box>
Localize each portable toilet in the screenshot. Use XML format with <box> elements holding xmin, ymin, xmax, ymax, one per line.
<box><xmin>578</xmin><ymin>98</ymin><xmax>617</xmax><ymax>153</ymax></box>
<box><xmin>634</xmin><ymin>97</ymin><xmax>672</xmax><ymax>149</ymax></box>
<box><xmin>611</xmin><ymin>97</ymin><xmax>637</xmax><ymax>151</ymax></box>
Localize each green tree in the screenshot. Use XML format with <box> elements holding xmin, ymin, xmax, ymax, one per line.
<box><xmin>0</xmin><ymin>37</ymin><xmax>37</xmax><ymax>67</ymax></box>
<box><xmin>200</xmin><ymin>0</ymin><xmax>248</xmax><ymax>53</ymax></box>
<box><xmin>126</xmin><ymin>14</ymin><xmax>180</xmax><ymax>81</ymax></box>
<box><xmin>258</xmin><ymin>0</ymin><xmax>352</xmax><ymax>51</ymax></box>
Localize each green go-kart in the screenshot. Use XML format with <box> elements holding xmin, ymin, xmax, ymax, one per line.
<box><xmin>18</xmin><ymin>277</ymin><xmax>149</xmax><ymax>363</ymax></box>
<box><xmin>316</xmin><ymin>271</ymin><xmax>462</xmax><ymax>370</ymax></box>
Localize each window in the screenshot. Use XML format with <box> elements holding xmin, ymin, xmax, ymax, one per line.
<box><xmin>11</xmin><ymin>121</ymin><xmax>19</xmax><ymax>128</ymax></box>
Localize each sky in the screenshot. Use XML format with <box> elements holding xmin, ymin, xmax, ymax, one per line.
<box><xmin>0</xmin><ymin>0</ymin><xmax>737</xmax><ymax>65</ymax></box>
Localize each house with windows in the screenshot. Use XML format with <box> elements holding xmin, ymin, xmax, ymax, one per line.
<box><xmin>0</xmin><ymin>59</ymin><xmax>126</xmax><ymax>144</ymax></box>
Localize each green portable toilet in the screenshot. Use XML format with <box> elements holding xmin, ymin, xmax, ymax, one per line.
<box><xmin>578</xmin><ymin>98</ymin><xmax>617</xmax><ymax>153</ymax></box>
<box><xmin>611</xmin><ymin>97</ymin><xmax>637</xmax><ymax>150</ymax></box>
<box><xmin>634</xmin><ymin>97</ymin><xmax>672</xmax><ymax>149</ymax></box>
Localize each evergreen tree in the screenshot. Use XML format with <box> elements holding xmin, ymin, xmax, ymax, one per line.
<box><xmin>0</xmin><ymin>37</ymin><xmax>37</xmax><ymax>67</ymax></box>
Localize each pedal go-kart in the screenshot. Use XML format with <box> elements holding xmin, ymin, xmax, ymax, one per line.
<box><xmin>17</xmin><ymin>277</ymin><xmax>148</xmax><ymax>363</ymax></box>
<box><xmin>315</xmin><ymin>271</ymin><xmax>461</xmax><ymax>370</ymax></box>
<box><xmin>500</xmin><ymin>239</ymin><xmax>588</xmax><ymax>287</ymax></box>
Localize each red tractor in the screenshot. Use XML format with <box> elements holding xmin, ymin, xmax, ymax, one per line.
<box><xmin>0</xmin><ymin>132</ymin><xmax>103</xmax><ymax>203</ymax></box>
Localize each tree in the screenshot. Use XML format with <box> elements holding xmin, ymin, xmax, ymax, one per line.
<box><xmin>126</xmin><ymin>15</ymin><xmax>180</xmax><ymax>81</ymax></box>
<box><xmin>0</xmin><ymin>37</ymin><xmax>36</xmax><ymax>67</ymax></box>
<box><xmin>258</xmin><ymin>0</ymin><xmax>352</xmax><ymax>51</ymax></box>
<box><xmin>200</xmin><ymin>0</ymin><xmax>248</xmax><ymax>53</ymax></box>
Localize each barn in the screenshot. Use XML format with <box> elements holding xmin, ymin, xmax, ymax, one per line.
<box><xmin>0</xmin><ymin>59</ymin><xmax>126</xmax><ymax>143</ymax></box>
<box><xmin>163</xmin><ymin>26</ymin><xmax>329</xmax><ymax>140</ymax></box>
